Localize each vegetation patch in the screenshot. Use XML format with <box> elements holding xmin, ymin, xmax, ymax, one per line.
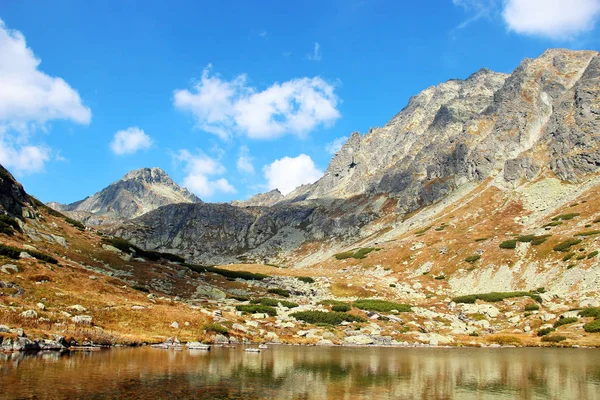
<box><xmin>331</xmin><ymin>304</ymin><xmax>351</xmax><ymax>312</ymax></box>
<box><xmin>551</xmin><ymin>213</ymin><xmax>580</xmax><ymax>221</ymax></box>
<box><xmin>475</xmin><ymin>237</ymin><xmax>488</xmax><ymax>242</ymax></box>
<box><xmin>64</xmin><ymin>217</ymin><xmax>85</xmax><ymax>231</ymax></box>
<box><xmin>290</xmin><ymin>311</ymin><xmax>365</xmax><ymax>325</ymax></box>
<box><xmin>579</xmin><ymin>308</ymin><xmax>600</xmax><ymax>318</ymax></box>
<box><xmin>235</xmin><ymin>304</ymin><xmax>277</xmax><ymax>317</ymax></box>
<box><xmin>250</xmin><ymin>298</ymin><xmax>299</xmax><ymax>308</ymax></box>
<box><xmin>587</xmin><ymin>250</ymin><xmax>598</xmax><ymax>259</ymax></box>
<box><xmin>267</xmin><ymin>288</ymin><xmax>290</xmax><ymax>297</ymax></box>
<box><xmin>553</xmin><ymin>239</ymin><xmax>582</xmax><ymax>252</ymax></box>
<box><xmin>0</xmin><ymin>243</ymin><xmax>21</xmax><ymax>259</ymax></box>
<box><xmin>583</xmin><ymin>319</ymin><xmax>600</xmax><ymax>333</ymax></box>
<box><xmin>104</xmin><ymin>237</ymin><xmax>185</xmax><ymax>263</ymax></box>
<box><xmin>524</xmin><ymin>304</ymin><xmax>539</xmax><ymax>312</ymax></box>
<box><xmin>575</xmin><ymin>230</ymin><xmax>600</xmax><ymax>237</ymax></box>
<box><xmin>554</xmin><ymin>317</ymin><xmax>578</xmax><ymax>328</ymax></box>
<box><xmin>541</xmin><ymin>335</ymin><xmax>566</xmax><ymax>343</ymax></box>
<box><xmin>229</xmin><ymin>295</ymin><xmax>249</xmax><ymax>302</ymax></box>
<box><xmin>353</xmin><ymin>299</ymin><xmax>412</xmax><ymax>313</ymax></box>
<box><xmin>488</xmin><ymin>335</ymin><xmax>521</xmax><ymax>346</ymax></box>
<box><xmin>333</xmin><ymin>247</ymin><xmax>379</xmax><ymax>260</ymax></box>
<box><xmin>537</xmin><ymin>327</ymin><xmax>555</xmax><ymax>337</ymax></box>
<box><xmin>452</xmin><ymin>291</ymin><xmax>542</xmax><ymax>304</ymax></box>
<box><xmin>0</xmin><ymin>214</ymin><xmax>20</xmax><ymax>236</ymax></box>
<box><xmin>465</xmin><ymin>254</ymin><xmax>481</xmax><ymax>263</ymax></box>
<box><xmin>297</xmin><ymin>276</ymin><xmax>314</xmax><ymax>284</ymax></box>
<box><xmin>203</xmin><ymin>323</ymin><xmax>229</xmax><ymax>335</ymax></box>
<box><xmin>434</xmin><ymin>275</ymin><xmax>445</xmax><ymax>280</ymax></box>
<box><xmin>132</xmin><ymin>284</ymin><xmax>149</xmax><ymax>293</ymax></box>
<box><xmin>414</xmin><ymin>226</ymin><xmax>431</xmax><ymax>235</ymax></box>
<box><xmin>544</xmin><ymin>221</ymin><xmax>563</xmax><ymax>227</ymax></box>
<box><xmin>562</xmin><ymin>253</ymin><xmax>575</xmax><ymax>261</ymax></box>
<box><xmin>499</xmin><ymin>240</ymin><xmax>517</xmax><ymax>249</ymax></box>
<box><xmin>184</xmin><ymin>263</ymin><xmax>268</xmax><ymax>281</ymax></box>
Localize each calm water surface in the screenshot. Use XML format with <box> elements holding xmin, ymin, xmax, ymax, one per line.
<box><xmin>1</xmin><ymin>346</ymin><xmax>600</xmax><ymax>399</ymax></box>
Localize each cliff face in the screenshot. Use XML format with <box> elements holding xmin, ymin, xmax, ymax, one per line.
<box><xmin>0</xmin><ymin>165</ymin><xmax>33</xmax><ymax>218</ymax></box>
<box><xmin>117</xmin><ymin>49</ymin><xmax>600</xmax><ymax>264</ymax></box>
<box><xmin>49</xmin><ymin>167</ymin><xmax>200</xmax><ymax>224</ymax></box>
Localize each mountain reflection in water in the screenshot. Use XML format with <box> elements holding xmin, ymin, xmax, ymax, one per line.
<box><xmin>1</xmin><ymin>346</ymin><xmax>600</xmax><ymax>399</ymax></box>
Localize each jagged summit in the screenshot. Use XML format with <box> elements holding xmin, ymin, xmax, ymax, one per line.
<box><xmin>49</xmin><ymin>167</ymin><xmax>200</xmax><ymax>225</ymax></box>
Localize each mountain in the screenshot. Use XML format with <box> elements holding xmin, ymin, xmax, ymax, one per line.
<box><xmin>116</xmin><ymin>49</ymin><xmax>600</xmax><ymax>266</ymax></box>
<box><xmin>230</xmin><ymin>189</ymin><xmax>284</xmax><ymax>207</ymax></box>
<box><xmin>49</xmin><ymin>167</ymin><xmax>201</xmax><ymax>225</ymax></box>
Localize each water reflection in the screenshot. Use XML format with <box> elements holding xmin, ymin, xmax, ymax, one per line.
<box><xmin>1</xmin><ymin>346</ymin><xmax>600</xmax><ymax>399</ymax></box>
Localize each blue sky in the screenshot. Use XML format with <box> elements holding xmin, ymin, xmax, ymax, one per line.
<box><xmin>1</xmin><ymin>0</ymin><xmax>599</xmax><ymax>203</ymax></box>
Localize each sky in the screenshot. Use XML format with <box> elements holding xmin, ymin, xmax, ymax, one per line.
<box><xmin>1</xmin><ymin>0</ymin><xmax>599</xmax><ymax>204</ymax></box>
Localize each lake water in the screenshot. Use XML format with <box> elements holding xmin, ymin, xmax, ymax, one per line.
<box><xmin>1</xmin><ymin>346</ymin><xmax>600</xmax><ymax>399</ymax></box>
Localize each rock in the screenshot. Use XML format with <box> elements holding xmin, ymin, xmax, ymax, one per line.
<box><xmin>264</xmin><ymin>332</ymin><xmax>280</xmax><ymax>343</ymax></box>
<box><xmin>68</xmin><ymin>305</ymin><xmax>87</xmax><ymax>312</ymax></box>
<box><xmin>524</xmin><ymin>326</ymin><xmax>531</xmax><ymax>333</ymax></box>
<box><xmin>245</xmin><ymin>321</ymin><xmax>259</xmax><ymax>328</ymax></box>
<box><xmin>1</xmin><ymin>337</ymin><xmax>40</xmax><ymax>351</ymax></box>
<box><xmin>214</xmin><ymin>334</ymin><xmax>229</xmax><ymax>344</ymax></box>
<box><xmin>102</xmin><ymin>244</ymin><xmax>122</xmax><ymax>253</ymax></box>
<box><xmin>71</xmin><ymin>315</ymin><xmax>93</xmax><ymax>325</ymax></box>
<box><xmin>367</xmin><ymin>312</ymin><xmax>380</xmax><ymax>320</ymax></box>
<box><xmin>170</xmin><ymin>321</ymin><xmax>180</xmax><ymax>329</ymax></box>
<box><xmin>316</xmin><ymin>339</ymin><xmax>334</xmax><ymax>346</ymax></box>
<box><xmin>131</xmin><ymin>305</ymin><xmax>145</xmax><ymax>310</ymax></box>
<box><xmin>186</xmin><ymin>342</ymin><xmax>210</xmax><ymax>350</ymax></box>
<box><xmin>462</xmin><ymin>304</ymin><xmax>500</xmax><ymax>318</ymax></box>
<box><xmin>322</xmin><ymin>331</ymin><xmax>336</xmax><ymax>340</ymax></box>
<box><xmin>38</xmin><ymin>339</ymin><xmax>67</xmax><ymax>350</ymax></box>
<box><xmin>410</xmin><ymin>242</ymin><xmax>425</xmax><ymax>251</ymax></box>
<box><xmin>0</xmin><ymin>325</ymin><xmax>10</xmax><ymax>333</ymax></box>
<box><xmin>344</xmin><ymin>335</ymin><xmax>374</xmax><ymax>345</ymax></box>
<box><xmin>232</xmin><ymin>323</ymin><xmax>248</xmax><ymax>332</ymax></box>
<box><xmin>541</xmin><ymin>313</ymin><xmax>556</xmax><ymax>322</ymax></box>
<box><xmin>0</xmin><ymin>264</ymin><xmax>18</xmax><ymax>274</ymax></box>
<box><xmin>580</xmin><ymin>298</ymin><xmax>600</xmax><ymax>308</ymax></box>
<box><xmin>19</xmin><ymin>252</ymin><xmax>34</xmax><ymax>259</ymax></box>
<box><xmin>21</xmin><ymin>310</ymin><xmax>38</xmax><ymax>318</ymax></box>
<box><xmin>36</xmin><ymin>303</ymin><xmax>45</xmax><ymax>310</ymax></box>
<box><xmin>252</xmin><ymin>313</ymin><xmax>268</xmax><ymax>319</ymax></box>
<box><xmin>89</xmin><ymin>275</ymin><xmax>97</xmax><ymax>280</ymax></box>
<box><xmin>561</xmin><ymin>311</ymin><xmax>580</xmax><ymax>319</ymax></box>
<box><xmin>195</xmin><ymin>284</ymin><xmax>226</xmax><ymax>299</ymax></box>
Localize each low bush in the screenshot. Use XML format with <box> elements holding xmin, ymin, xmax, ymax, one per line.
<box><xmin>554</xmin><ymin>317</ymin><xmax>578</xmax><ymax>328</ymax></box>
<box><xmin>104</xmin><ymin>237</ymin><xmax>185</xmax><ymax>263</ymax></box>
<box><xmin>475</xmin><ymin>237</ymin><xmax>488</xmax><ymax>242</ymax></box>
<box><xmin>290</xmin><ymin>311</ymin><xmax>365</xmax><ymax>325</ymax></box>
<box><xmin>531</xmin><ymin>235</ymin><xmax>551</xmax><ymax>246</ymax></box>
<box><xmin>333</xmin><ymin>247</ymin><xmax>378</xmax><ymax>260</ymax></box>
<box><xmin>230</xmin><ymin>295</ymin><xmax>249</xmax><ymax>302</ymax></box>
<box><xmin>28</xmin><ymin>249</ymin><xmax>58</xmax><ymax>264</ymax></box>
<box><xmin>434</xmin><ymin>275</ymin><xmax>445</xmax><ymax>280</ymax></box>
<box><xmin>575</xmin><ymin>230</ymin><xmax>600</xmax><ymax>237</ymax></box>
<box><xmin>203</xmin><ymin>323</ymin><xmax>228</xmax><ymax>335</ymax></box>
<box><xmin>578</xmin><ymin>308</ymin><xmax>600</xmax><ymax>318</ymax></box>
<box><xmin>583</xmin><ymin>319</ymin><xmax>600</xmax><ymax>333</ymax></box>
<box><xmin>499</xmin><ymin>240</ymin><xmax>517</xmax><ymax>249</ymax></box>
<box><xmin>537</xmin><ymin>327</ymin><xmax>555</xmax><ymax>337</ymax></box>
<box><xmin>0</xmin><ymin>214</ymin><xmax>20</xmax><ymax>235</ymax></box>
<box><xmin>267</xmin><ymin>288</ymin><xmax>290</xmax><ymax>297</ymax></box>
<box><xmin>566</xmin><ymin>264</ymin><xmax>576</xmax><ymax>269</ymax></box>
<box><xmin>541</xmin><ymin>335</ymin><xmax>566</xmax><ymax>343</ymax></box>
<box><xmin>525</xmin><ymin>304</ymin><xmax>539</xmax><ymax>312</ymax></box>
<box><xmin>236</xmin><ymin>304</ymin><xmax>277</xmax><ymax>317</ymax></box>
<box><xmin>544</xmin><ymin>221</ymin><xmax>563</xmax><ymax>227</ymax></box>
<box><xmin>552</xmin><ymin>213</ymin><xmax>580</xmax><ymax>221</ymax></box>
<box><xmin>29</xmin><ymin>274</ymin><xmax>51</xmax><ymax>282</ymax></box>
<box><xmin>132</xmin><ymin>285</ymin><xmax>149</xmax><ymax>293</ymax></box>
<box><xmin>184</xmin><ymin>263</ymin><xmax>268</xmax><ymax>281</ymax></box>
<box><xmin>331</xmin><ymin>304</ymin><xmax>351</xmax><ymax>312</ymax></box>
<box><xmin>2</xmin><ymin>243</ymin><xmax>58</xmax><ymax>264</ymax></box>
<box><xmin>465</xmin><ymin>254</ymin><xmax>481</xmax><ymax>263</ymax></box>
<box><xmin>415</xmin><ymin>227</ymin><xmax>431</xmax><ymax>235</ymax></box>
<box><xmin>452</xmin><ymin>291</ymin><xmax>542</xmax><ymax>304</ymax></box>
<box><xmin>297</xmin><ymin>276</ymin><xmax>314</xmax><ymax>284</ymax></box>
<box><xmin>64</xmin><ymin>217</ymin><xmax>85</xmax><ymax>231</ymax></box>
<box><xmin>0</xmin><ymin>243</ymin><xmax>21</xmax><ymax>259</ymax></box>
<box><xmin>250</xmin><ymin>298</ymin><xmax>299</xmax><ymax>308</ymax></box>
<box><xmin>553</xmin><ymin>239</ymin><xmax>582</xmax><ymax>252</ymax></box>
<box><xmin>562</xmin><ymin>253</ymin><xmax>575</xmax><ymax>261</ymax></box>
<box><xmin>489</xmin><ymin>335</ymin><xmax>521</xmax><ymax>346</ymax></box>
<box><xmin>353</xmin><ymin>299</ymin><xmax>412</xmax><ymax>312</ymax></box>
<box><xmin>587</xmin><ymin>250</ymin><xmax>599</xmax><ymax>259</ymax></box>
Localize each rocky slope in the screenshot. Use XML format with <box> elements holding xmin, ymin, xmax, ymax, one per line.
<box><xmin>49</xmin><ymin>167</ymin><xmax>200</xmax><ymax>225</ymax></box>
<box><xmin>230</xmin><ymin>189</ymin><xmax>284</xmax><ymax>207</ymax></box>
<box><xmin>119</xmin><ymin>49</ymin><xmax>600</xmax><ymax>265</ymax></box>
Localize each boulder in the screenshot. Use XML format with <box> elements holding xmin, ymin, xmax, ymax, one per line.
<box><xmin>316</xmin><ymin>339</ymin><xmax>334</xmax><ymax>346</ymax></box>
<box><xmin>344</xmin><ymin>335</ymin><xmax>374</xmax><ymax>345</ymax></box>
<box><xmin>0</xmin><ymin>264</ymin><xmax>18</xmax><ymax>274</ymax></box>
<box><xmin>21</xmin><ymin>310</ymin><xmax>38</xmax><ymax>318</ymax></box>
<box><xmin>213</xmin><ymin>334</ymin><xmax>229</xmax><ymax>344</ymax></box>
<box><xmin>170</xmin><ymin>321</ymin><xmax>180</xmax><ymax>329</ymax></box>
<box><xmin>71</xmin><ymin>315</ymin><xmax>93</xmax><ymax>325</ymax></box>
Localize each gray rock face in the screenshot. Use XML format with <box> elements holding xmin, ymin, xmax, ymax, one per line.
<box><xmin>117</xmin><ymin>49</ymin><xmax>600</xmax><ymax>263</ymax></box>
<box><xmin>230</xmin><ymin>189</ymin><xmax>284</xmax><ymax>208</ymax></box>
<box><xmin>49</xmin><ymin>167</ymin><xmax>201</xmax><ymax>225</ymax></box>
<box><xmin>0</xmin><ymin>165</ymin><xmax>34</xmax><ymax>219</ymax></box>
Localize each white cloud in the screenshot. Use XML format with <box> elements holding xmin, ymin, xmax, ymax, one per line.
<box><xmin>452</xmin><ymin>0</ymin><xmax>497</xmax><ymax>29</ymax></box>
<box><xmin>237</xmin><ymin>145</ymin><xmax>255</xmax><ymax>174</ymax></box>
<box><xmin>503</xmin><ymin>0</ymin><xmax>600</xmax><ymax>39</ymax></box>
<box><xmin>110</xmin><ymin>127</ymin><xmax>153</xmax><ymax>155</ymax></box>
<box><xmin>175</xmin><ymin>149</ymin><xmax>235</xmax><ymax>198</ymax></box>
<box><xmin>173</xmin><ymin>65</ymin><xmax>340</xmax><ymax>140</ymax></box>
<box><xmin>307</xmin><ymin>42</ymin><xmax>322</xmax><ymax>61</ymax></box>
<box><xmin>325</xmin><ymin>136</ymin><xmax>348</xmax><ymax>155</ymax></box>
<box><xmin>0</xmin><ymin>19</ymin><xmax>90</xmax><ymax>175</ymax></box>
<box><xmin>259</xmin><ymin>31</ymin><xmax>268</xmax><ymax>39</ymax></box>
<box><xmin>0</xmin><ymin>19</ymin><xmax>91</xmax><ymax>126</ymax></box>
<box><xmin>263</xmin><ymin>154</ymin><xmax>323</xmax><ymax>195</ymax></box>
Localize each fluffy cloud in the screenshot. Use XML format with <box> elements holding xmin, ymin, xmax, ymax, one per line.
<box><xmin>0</xmin><ymin>19</ymin><xmax>90</xmax><ymax>174</ymax></box>
<box><xmin>325</xmin><ymin>136</ymin><xmax>348</xmax><ymax>155</ymax></box>
<box><xmin>173</xmin><ymin>65</ymin><xmax>340</xmax><ymax>140</ymax></box>
<box><xmin>237</xmin><ymin>145</ymin><xmax>255</xmax><ymax>174</ymax></box>
<box><xmin>503</xmin><ymin>0</ymin><xmax>600</xmax><ymax>39</ymax></box>
<box><xmin>307</xmin><ymin>42</ymin><xmax>322</xmax><ymax>61</ymax></box>
<box><xmin>110</xmin><ymin>127</ymin><xmax>153</xmax><ymax>155</ymax></box>
<box><xmin>176</xmin><ymin>149</ymin><xmax>235</xmax><ymax>198</ymax></box>
<box><xmin>263</xmin><ymin>154</ymin><xmax>323</xmax><ymax>195</ymax></box>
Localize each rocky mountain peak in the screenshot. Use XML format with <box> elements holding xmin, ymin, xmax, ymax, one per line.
<box><xmin>230</xmin><ymin>189</ymin><xmax>284</xmax><ymax>208</ymax></box>
<box><xmin>122</xmin><ymin>167</ymin><xmax>171</xmax><ymax>184</ymax></box>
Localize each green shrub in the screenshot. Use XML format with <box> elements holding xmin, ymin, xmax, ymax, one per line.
<box><xmin>578</xmin><ymin>308</ymin><xmax>600</xmax><ymax>318</ymax></box>
<box><xmin>536</xmin><ymin>287</ymin><xmax>546</xmax><ymax>293</ymax></box>
<box><xmin>184</xmin><ymin>263</ymin><xmax>268</xmax><ymax>281</ymax></box>
<box><xmin>537</xmin><ymin>327</ymin><xmax>555</xmax><ymax>337</ymax></box>
<box><xmin>544</xmin><ymin>221</ymin><xmax>563</xmax><ymax>227</ymax></box>
<box><xmin>250</xmin><ymin>298</ymin><xmax>298</xmax><ymax>308</ymax></box>
<box><xmin>531</xmin><ymin>236</ymin><xmax>551</xmax><ymax>246</ymax></box>
<box><xmin>415</xmin><ymin>227</ymin><xmax>431</xmax><ymax>235</ymax></box>
<box><xmin>267</xmin><ymin>288</ymin><xmax>290</xmax><ymax>297</ymax></box>
<box><xmin>453</xmin><ymin>291</ymin><xmax>541</xmax><ymax>304</ymax></box>
<box><xmin>554</xmin><ymin>317</ymin><xmax>578</xmax><ymax>328</ymax></box>
<box><xmin>290</xmin><ymin>311</ymin><xmax>365</xmax><ymax>325</ymax></box>
<box><xmin>575</xmin><ymin>230</ymin><xmax>600</xmax><ymax>237</ymax></box>
<box><xmin>0</xmin><ymin>243</ymin><xmax>21</xmax><ymax>259</ymax></box>
<box><xmin>0</xmin><ymin>214</ymin><xmax>20</xmax><ymax>235</ymax></box>
<box><xmin>475</xmin><ymin>238</ymin><xmax>488</xmax><ymax>242</ymax></box>
<box><xmin>552</xmin><ymin>213</ymin><xmax>580</xmax><ymax>221</ymax></box>
<box><xmin>465</xmin><ymin>254</ymin><xmax>481</xmax><ymax>263</ymax></box>
<box><xmin>541</xmin><ymin>335</ymin><xmax>567</xmax><ymax>343</ymax></box>
<box><xmin>562</xmin><ymin>253</ymin><xmax>575</xmax><ymax>261</ymax></box>
<box><xmin>434</xmin><ymin>275</ymin><xmax>445</xmax><ymax>280</ymax></box>
<box><xmin>132</xmin><ymin>284</ymin><xmax>149</xmax><ymax>293</ymax></box>
<box><xmin>64</xmin><ymin>217</ymin><xmax>85</xmax><ymax>231</ymax></box>
<box><xmin>525</xmin><ymin>304</ymin><xmax>539</xmax><ymax>311</ymax></box>
<box><xmin>334</xmin><ymin>247</ymin><xmax>378</xmax><ymax>260</ymax></box>
<box><xmin>583</xmin><ymin>319</ymin><xmax>600</xmax><ymax>333</ymax></box>
<box><xmin>469</xmin><ymin>331</ymin><xmax>479</xmax><ymax>337</ymax></box>
<box><xmin>587</xmin><ymin>250</ymin><xmax>599</xmax><ymax>259</ymax></box>
<box><xmin>553</xmin><ymin>239</ymin><xmax>582</xmax><ymax>252</ymax></box>
<box><xmin>26</xmin><ymin>249</ymin><xmax>58</xmax><ymax>264</ymax></box>
<box><xmin>297</xmin><ymin>276</ymin><xmax>314</xmax><ymax>284</ymax></box>
<box><xmin>331</xmin><ymin>304</ymin><xmax>351</xmax><ymax>312</ymax></box>
<box><xmin>104</xmin><ymin>237</ymin><xmax>185</xmax><ymax>263</ymax></box>
<box><xmin>203</xmin><ymin>323</ymin><xmax>228</xmax><ymax>335</ymax></box>
<box><xmin>236</xmin><ymin>304</ymin><xmax>277</xmax><ymax>316</ymax></box>
<box><xmin>230</xmin><ymin>295</ymin><xmax>249</xmax><ymax>302</ymax></box>
<box><xmin>353</xmin><ymin>299</ymin><xmax>412</xmax><ymax>313</ymax></box>
<box><xmin>499</xmin><ymin>240</ymin><xmax>517</xmax><ymax>249</ymax></box>
<box><xmin>566</xmin><ymin>264</ymin><xmax>576</xmax><ymax>269</ymax></box>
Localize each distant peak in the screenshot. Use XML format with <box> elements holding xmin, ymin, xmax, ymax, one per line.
<box><xmin>122</xmin><ymin>167</ymin><xmax>169</xmax><ymax>182</ymax></box>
